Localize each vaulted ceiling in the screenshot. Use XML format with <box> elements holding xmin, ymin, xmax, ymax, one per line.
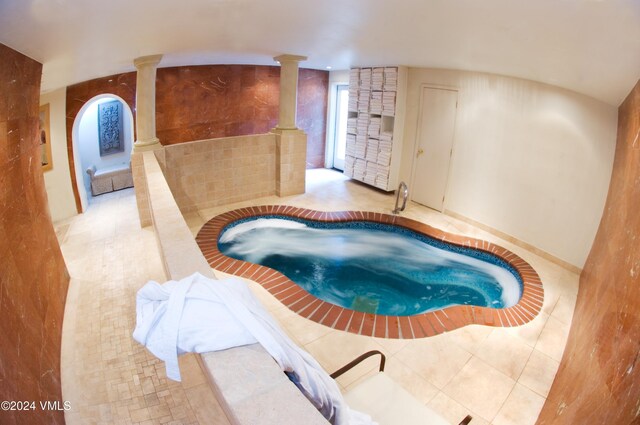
<box><xmin>1</xmin><ymin>0</ymin><xmax>638</xmax><ymax>105</ymax></box>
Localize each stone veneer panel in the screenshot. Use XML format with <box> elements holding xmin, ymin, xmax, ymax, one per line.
<box><xmin>131</xmin><ymin>151</ymin><xmax>151</xmax><ymax>227</ymax></box>
<box><xmin>163</xmin><ymin>134</ymin><xmax>277</xmax><ymax>213</ymax></box>
<box><xmin>196</xmin><ymin>206</ymin><xmax>544</xmax><ymax>338</ymax></box>
<box><xmin>537</xmin><ymin>80</ymin><xmax>640</xmax><ymax>424</ymax></box>
<box><xmin>0</xmin><ymin>43</ymin><xmax>69</xmax><ymax>425</ymax></box>
<box><xmin>274</xmin><ymin>129</ymin><xmax>307</xmax><ymax>196</ymax></box>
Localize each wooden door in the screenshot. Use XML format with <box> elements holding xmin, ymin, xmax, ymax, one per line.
<box><xmin>411</xmin><ymin>87</ymin><xmax>458</xmax><ymax>211</ymax></box>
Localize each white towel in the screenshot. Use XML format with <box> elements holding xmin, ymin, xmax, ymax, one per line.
<box><xmin>133</xmin><ymin>272</ymin><xmax>375</xmax><ymax>425</ymax></box>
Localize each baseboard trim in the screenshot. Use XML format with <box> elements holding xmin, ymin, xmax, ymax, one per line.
<box><xmin>444</xmin><ymin>209</ymin><xmax>583</xmax><ymax>275</ymax></box>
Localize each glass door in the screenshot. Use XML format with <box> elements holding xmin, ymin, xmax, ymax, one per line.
<box><xmin>332</xmin><ymin>84</ymin><xmax>349</xmax><ymax>170</ymax></box>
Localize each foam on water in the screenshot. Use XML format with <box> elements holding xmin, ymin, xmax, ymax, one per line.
<box><xmin>219</xmin><ymin>218</ymin><xmax>307</xmax><ymax>243</ymax></box>
<box><xmin>219</xmin><ymin>218</ymin><xmax>522</xmax><ymax>310</ymax></box>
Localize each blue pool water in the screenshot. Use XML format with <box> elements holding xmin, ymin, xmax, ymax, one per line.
<box><xmin>217</xmin><ymin>216</ymin><xmax>523</xmax><ymax>316</ymax></box>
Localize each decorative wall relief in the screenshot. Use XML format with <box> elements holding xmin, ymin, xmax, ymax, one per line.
<box><xmin>39</xmin><ymin>103</ymin><xmax>53</xmax><ymax>171</ymax></box>
<box><xmin>98</xmin><ymin>100</ymin><xmax>124</xmax><ymax>156</ymax></box>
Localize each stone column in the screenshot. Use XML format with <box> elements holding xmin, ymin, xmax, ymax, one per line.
<box><xmin>272</xmin><ymin>54</ymin><xmax>308</xmax><ymax>196</ymax></box>
<box><xmin>274</xmin><ymin>54</ymin><xmax>307</xmax><ymax>130</ymax></box>
<box><xmin>132</xmin><ymin>54</ymin><xmax>162</xmax><ymax>227</ymax></box>
<box><xmin>133</xmin><ymin>54</ymin><xmax>163</xmax><ymax>151</ymax></box>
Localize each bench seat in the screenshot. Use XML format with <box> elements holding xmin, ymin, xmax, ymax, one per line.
<box><xmin>86</xmin><ymin>163</ymin><xmax>133</xmax><ymax>196</ymax></box>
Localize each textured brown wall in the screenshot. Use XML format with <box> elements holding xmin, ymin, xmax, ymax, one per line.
<box><xmin>155</xmin><ymin>65</ymin><xmax>280</xmax><ymax>144</ymax></box>
<box><xmin>66</xmin><ymin>65</ymin><xmax>327</xmax><ymax>159</ymax></box>
<box><xmin>155</xmin><ymin>65</ymin><xmax>328</xmax><ymax>169</ymax></box>
<box><xmin>65</xmin><ymin>65</ymin><xmax>328</xmax><ymax>211</ymax></box>
<box><xmin>0</xmin><ymin>43</ymin><xmax>69</xmax><ymax>425</ymax></box>
<box><xmin>537</xmin><ymin>79</ymin><xmax>640</xmax><ymax>424</ymax></box>
<box><xmin>298</xmin><ymin>68</ymin><xmax>328</xmax><ymax>168</ymax></box>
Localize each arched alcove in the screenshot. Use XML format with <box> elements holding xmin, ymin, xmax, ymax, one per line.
<box><xmin>71</xmin><ymin>94</ymin><xmax>135</xmax><ymax>211</ymax></box>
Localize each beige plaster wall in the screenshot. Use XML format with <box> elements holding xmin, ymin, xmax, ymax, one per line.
<box><xmin>537</xmin><ymin>78</ymin><xmax>640</xmax><ymax>424</ymax></box>
<box><xmin>40</xmin><ymin>88</ymin><xmax>77</xmax><ymax>222</ymax></box>
<box><xmin>400</xmin><ymin>68</ymin><xmax>618</xmax><ymax>268</ymax></box>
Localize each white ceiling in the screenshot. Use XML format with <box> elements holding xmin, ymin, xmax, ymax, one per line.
<box><xmin>1</xmin><ymin>0</ymin><xmax>639</xmax><ymax>105</ymax></box>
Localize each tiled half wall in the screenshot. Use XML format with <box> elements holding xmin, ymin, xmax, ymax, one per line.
<box><xmin>163</xmin><ymin>134</ymin><xmax>277</xmax><ymax>212</ymax></box>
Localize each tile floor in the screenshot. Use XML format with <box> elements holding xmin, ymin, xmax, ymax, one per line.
<box><xmin>58</xmin><ymin>168</ymin><xmax>578</xmax><ymax>425</ymax></box>
<box><xmin>58</xmin><ymin>189</ymin><xmax>229</xmax><ymax>425</ymax></box>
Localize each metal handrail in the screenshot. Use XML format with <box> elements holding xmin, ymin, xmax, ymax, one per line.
<box><xmin>330</xmin><ymin>350</ymin><xmax>386</xmax><ymax>379</ymax></box>
<box><xmin>330</xmin><ymin>350</ymin><xmax>473</xmax><ymax>424</ymax></box>
<box><xmin>392</xmin><ymin>181</ymin><xmax>408</xmax><ymax>214</ymax></box>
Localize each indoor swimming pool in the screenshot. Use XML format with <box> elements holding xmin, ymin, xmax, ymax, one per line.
<box><xmin>218</xmin><ymin>216</ymin><xmax>522</xmax><ymax>316</ymax></box>
<box><xmin>196</xmin><ymin>205</ymin><xmax>544</xmax><ymax>338</ymax></box>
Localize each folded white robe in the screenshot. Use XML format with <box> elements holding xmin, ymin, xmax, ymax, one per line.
<box><xmin>132</xmin><ymin>272</ymin><xmax>375</xmax><ymax>425</ymax></box>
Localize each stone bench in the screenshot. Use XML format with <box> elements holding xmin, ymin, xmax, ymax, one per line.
<box><xmin>86</xmin><ymin>163</ymin><xmax>134</xmax><ymax>196</ymax></box>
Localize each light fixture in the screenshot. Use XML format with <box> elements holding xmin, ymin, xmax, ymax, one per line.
<box><xmin>326</xmin><ymin>66</ymin><xmax>332</xmax><ymax>70</ymax></box>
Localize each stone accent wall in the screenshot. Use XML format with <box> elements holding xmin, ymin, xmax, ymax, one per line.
<box><xmin>0</xmin><ymin>43</ymin><xmax>69</xmax><ymax>425</ymax></box>
<box><xmin>537</xmin><ymin>79</ymin><xmax>640</xmax><ymax>424</ymax></box>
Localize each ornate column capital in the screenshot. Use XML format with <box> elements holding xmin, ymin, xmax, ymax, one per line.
<box><xmin>273</xmin><ymin>54</ymin><xmax>307</xmax><ymax>64</ymax></box>
<box><xmin>134</xmin><ymin>54</ymin><xmax>163</xmax><ymax>69</ymax></box>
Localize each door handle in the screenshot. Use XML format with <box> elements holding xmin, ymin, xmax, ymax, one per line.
<box><xmin>416</xmin><ymin>148</ymin><xmax>424</xmax><ymax>157</ymax></box>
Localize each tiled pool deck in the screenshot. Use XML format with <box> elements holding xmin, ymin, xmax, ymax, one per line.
<box><xmin>196</xmin><ymin>206</ymin><xmax>544</xmax><ymax>339</ymax></box>
<box><xmin>59</xmin><ymin>168</ymin><xmax>578</xmax><ymax>425</ymax></box>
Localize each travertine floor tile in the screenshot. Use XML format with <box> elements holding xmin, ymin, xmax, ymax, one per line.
<box><xmin>550</xmin><ymin>294</ymin><xmax>577</xmax><ymax>326</ymax></box>
<box><xmin>534</xmin><ymin>316</ymin><xmax>570</xmax><ymax>362</ymax></box>
<box><xmin>518</xmin><ymin>349</ymin><xmax>560</xmax><ymax>398</ymax></box>
<box><xmin>474</xmin><ymin>330</ymin><xmax>533</xmax><ymax>380</ymax></box>
<box><xmin>383</xmin><ymin>357</ymin><xmax>440</xmax><ymax>405</ymax></box>
<box><xmin>427</xmin><ymin>391</ymin><xmax>488</xmax><ymax>425</ymax></box>
<box><xmin>394</xmin><ymin>334</ymin><xmax>472</xmax><ymax>389</ymax></box>
<box><xmin>447</xmin><ymin>324</ymin><xmax>493</xmax><ymax>355</ymax></box>
<box><xmin>443</xmin><ymin>357</ymin><xmax>515</xmax><ymax>421</ymax></box>
<box><xmin>493</xmin><ymin>383</ymin><xmax>546</xmax><ymax>425</ymax></box>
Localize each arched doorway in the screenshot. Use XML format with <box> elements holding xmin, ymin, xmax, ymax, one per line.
<box><xmin>70</xmin><ymin>94</ymin><xmax>135</xmax><ymax>211</ymax></box>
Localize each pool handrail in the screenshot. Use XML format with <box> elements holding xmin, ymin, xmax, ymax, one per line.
<box><xmin>393</xmin><ymin>181</ymin><xmax>408</xmax><ymax>214</ymax></box>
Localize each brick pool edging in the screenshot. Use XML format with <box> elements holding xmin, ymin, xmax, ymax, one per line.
<box><xmin>195</xmin><ymin>205</ymin><xmax>544</xmax><ymax>339</ymax></box>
